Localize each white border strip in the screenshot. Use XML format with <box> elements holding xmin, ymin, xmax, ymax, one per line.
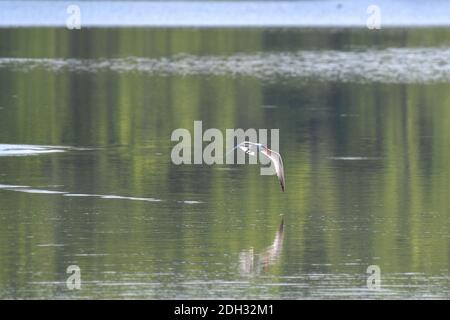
<box><xmin>1</xmin><ymin>1</ymin><xmax>450</xmax><ymax>28</ymax></box>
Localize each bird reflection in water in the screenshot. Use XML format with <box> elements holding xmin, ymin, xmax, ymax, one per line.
<box><xmin>239</xmin><ymin>219</ymin><xmax>284</xmax><ymax>275</ymax></box>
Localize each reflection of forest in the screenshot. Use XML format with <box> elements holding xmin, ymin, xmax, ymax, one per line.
<box><xmin>0</xmin><ymin>28</ymin><xmax>449</xmax><ymax>298</ymax></box>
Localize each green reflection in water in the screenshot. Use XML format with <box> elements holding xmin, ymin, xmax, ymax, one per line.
<box><xmin>0</xmin><ymin>28</ymin><xmax>449</xmax><ymax>299</ymax></box>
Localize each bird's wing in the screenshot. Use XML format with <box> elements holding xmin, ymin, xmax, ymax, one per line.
<box><xmin>226</xmin><ymin>141</ymin><xmax>259</xmax><ymax>157</ymax></box>
<box><xmin>260</xmin><ymin>147</ymin><xmax>285</xmax><ymax>192</ymax></box>
<box><xmin>225</xmin><ymin>145</ymin><xmax>240</xmax><ymax>157</ymax></box>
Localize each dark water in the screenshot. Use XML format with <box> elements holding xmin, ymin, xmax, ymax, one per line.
<box><xmin>0</xmin><ymin>28</ymin><xmax>450</xmax><ymax>299</ymax></box>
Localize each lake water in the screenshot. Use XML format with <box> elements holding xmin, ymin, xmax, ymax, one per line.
<box><xmin>1</xmin><ymin>27</ymin><xmax>450</xmax><ymax>299</ymax></box>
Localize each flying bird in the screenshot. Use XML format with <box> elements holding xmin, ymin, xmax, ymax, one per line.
<box><xmin>228</xmin><ymin>141</ymin><xmax>285</xmax><ymax>192</ymax></box>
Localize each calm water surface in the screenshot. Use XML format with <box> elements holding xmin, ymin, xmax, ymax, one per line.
<box><xmin>0</xmin><ymin>28</ymin><xmax>450</xmax><ymax>299</ymax></box>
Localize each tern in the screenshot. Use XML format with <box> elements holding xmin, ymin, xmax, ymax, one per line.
<box><xmin>228</xmin><ymin>141</ymin><xmax>285</xmax><ymax>192</ymax></box>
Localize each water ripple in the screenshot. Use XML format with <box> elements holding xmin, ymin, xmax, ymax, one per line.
<box><xmin>2</xmin><ymin>48</ymin><xmax>450</xmax><ymax>83</ymax></box>
<box><xmin>0</xmin><ymin>144</ymin><xmax>67</xmax><ymax>156</ymax></box>
<box><xmin>0</xmin><ymin>144</ymin><xmax>95</xmax><ymax>157</ymax></box>
<box><xmin>0</xmin><ymin>183</ymin><xmax>204</xmax><ymax>204</ymax></box>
